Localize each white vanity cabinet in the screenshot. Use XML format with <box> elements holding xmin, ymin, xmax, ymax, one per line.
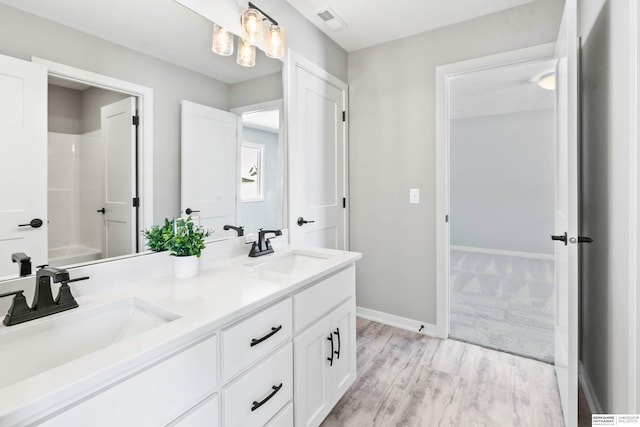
<box><xmin>293</xmin><ymin>267</ymin><xmax>357</xmax><ymax>427</ymax></box>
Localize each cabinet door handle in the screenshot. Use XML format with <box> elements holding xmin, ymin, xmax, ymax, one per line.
<box><xmin>251</xmin><ymin>383</ymin><xmax>283</xmax><ymax>412</ymax></box>
<box><xmin>327</xmin><ymin>334</ymin><xmax>334</xmax><ymax>366</ymax></box>
<box><xmin>250</xmin><ymin>325</ymin><xmax>282</xmax><ymax>347</ymax></box>
<box><xmin>334</xmin><ymin>328</ymin><xmax>341</xmax><ymax>360</ymax></box>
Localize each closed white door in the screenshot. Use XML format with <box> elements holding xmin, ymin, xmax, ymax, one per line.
<box><xmin>101</xmin><ymin>97</ymin><xmax>137</xmax><ymax>258</ymax></box>
<box><xmin>552</xmin><ymin>1</ymin><xmax>579</xmax><ymax>425</ymax></box>
<box><xmin>181</xmin><ymin>100</ymin><xmax>237</xmax><ymax>236</ymax></box>
<box><xmin>0</xmin><ymin>54</ymin><xmax>47</xmax><ymax>277</ymax></box>
<box><xmin>288</xmin><ymin>53</ymin><xmax>347</xmax><ymax>249</ymax></box>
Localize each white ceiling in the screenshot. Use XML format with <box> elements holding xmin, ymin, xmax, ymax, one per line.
<box><xmin>243</xmin><ymin>110</ymin><xmax>280</xmax><ymax>133</ymax></box>
<box><xmin>450</xmin><ymin>59</ymin><xmax>556</xmax><ymax>119</ymax></box>
<box><xmin>0</xmin><ymin>0</ymin><xmax>282</xmax><ymax>84</ymax></box>
<box><xmin>285</xmin><ymin>0</ymin><xmax>536</xmax><ymax>52</ymax></box>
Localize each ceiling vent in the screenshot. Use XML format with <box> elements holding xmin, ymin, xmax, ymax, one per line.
<box><xmin>316</xmin><ymin>7</ymin><xmax>346</xmax><ymax>30</ymax></box>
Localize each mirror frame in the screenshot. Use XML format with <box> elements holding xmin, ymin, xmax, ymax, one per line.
<box><xmin>33</xmin><ymin>56</ymin><xmax>154</xmax><ymax>251</ymax></box>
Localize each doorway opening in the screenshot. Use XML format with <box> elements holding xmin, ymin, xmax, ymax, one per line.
<box><xmin>435</xmin><ymin>45</ymin><xmax>557</xmax><ymax>363</ymax></box>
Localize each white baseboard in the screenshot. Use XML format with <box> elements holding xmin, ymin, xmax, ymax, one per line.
<box><xmin>451</xmin><ymin>245</ymin><xmax>554</xmax><ymax>261</ymax></box>
<box><xmin>356</xmin><ymin>306</ymin><xmax>438</xmax><ymax>337</ymax></box>
<box><xmin>579</xmin><ymin>361</ymin><xmax>603</xmax><ymax>414</ymax></box>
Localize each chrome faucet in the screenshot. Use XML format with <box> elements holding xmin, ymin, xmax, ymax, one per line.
<box><xmin>249</xmin><ymin>229</ymin><xmax>282</xmax><ymax>257</ymax></box>
<box><xmin>0</xmin><ymin>266</ymin><xmax>89</xmax><ymax>326</ymax></box>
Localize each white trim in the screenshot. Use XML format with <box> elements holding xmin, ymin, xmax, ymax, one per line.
<box><xmin>32</xmin><ymin>57</ymin><xmax>154</xmax><ymax>251</ymax></box>
<box><xmin>435</xmin><ymin>43</ymin><xmax>556</xmax><ymax>340</ymax></box>
<box><xmin>451</xmin><ymin>245</ymin><xmax>554</xmax><ymax>261</ymax></box>
<box><xmin>356</xmin><ymin>306</ymin><xmax>438</xmax><ymax>337</ymax></box>
<box><xmin>285</xmin><ymin>49</ymin><xmax>349</xmax><ymax>250</ymax></box>
<box><xmin>579</xmin><ymin>361</ymin><xmax>603</xmax><ymax>414</ymax></box>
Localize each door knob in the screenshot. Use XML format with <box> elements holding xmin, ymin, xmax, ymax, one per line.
<box><xmin>96</xmin><ymin>208</ymin><xmax>106</xmax><ymax>214</ymax></box>
<box><xmin>550</xmin><ymin>232</ymin><xmax>567</xmax><ymax>246</ymax></box>
<box><xmin>185</xmin><ymin>208</ymin><xmax>200</xmax><ymax>215</ymax></box>
<box><xmin>18</xmin><ymin>219</ymin><xmax>43</xmax><ymax>228</ymax></box>
<box><xmin>297</xmin><ymin>217</ymin><xmax>315</xmax><ymax>227</ymax></box>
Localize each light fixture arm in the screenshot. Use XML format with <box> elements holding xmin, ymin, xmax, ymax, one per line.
<box><xmin>248</xmin><ymin>2</ymin><xmax>278</xmax><ymax>26</ymax></box>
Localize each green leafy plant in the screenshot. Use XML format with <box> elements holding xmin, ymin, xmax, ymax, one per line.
<box><xmin>166</xmin><ymin>217</ymin><xmax>210</xmax><ymax>257</ymax></box>
<box><xmin>143</xmin><ymin>218</ymin><xmax>174</xmax><ymax>252</ymax></box>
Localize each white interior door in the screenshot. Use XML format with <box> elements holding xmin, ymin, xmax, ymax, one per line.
<box><xmin>288</xmin><ymin>53</ymin><xmax>347</xmax><ymax>249</ymax></box>
<box><xmin>553</xmin><ymin>1</ymin><xmax>579</xmax><ymax>425</ymax></box>
<box><xmin>101</xmin><ymin>97</ymin><xmax>137</xmax><ymax>258</ymax></box>
<box><xmin>0</xmin><ymin>54</ymin><xmax>47</xmax><ymax>277</ymax></box>
<box><xmin>181</xmin><ymin>100</ymin><xmax>237</xmax><ymax>237</ymax></box>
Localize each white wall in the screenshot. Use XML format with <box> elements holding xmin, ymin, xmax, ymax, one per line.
<box><xmin>580</xmin><ymin>0</ymin><xmax>638</xmax><ymax>413</ymax></box>
<box><xmin>348</xmin><ymin>0</ymin><xmax>564</xmax><ymax>324</ymax></box>
<box><xmin>450</xmin><ymin>109</ymin><xmax>555</xmax><ymax>255</ymax></box>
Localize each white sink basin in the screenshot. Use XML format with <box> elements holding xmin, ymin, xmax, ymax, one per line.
<box><xmin>245</xmin><ymin>250</ymin><xmax>332</xmax><ymax>274</ymax></box>
<box><xmin>0</xmin><ymin>298</ymin><xmax>180</xmax><ymax>388</ymax></box>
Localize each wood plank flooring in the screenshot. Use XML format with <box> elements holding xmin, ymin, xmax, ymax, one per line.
<box><xmin>321</xmin><ymin>318</ymin><xmax>565</xmax><ymax>427</ymax></box>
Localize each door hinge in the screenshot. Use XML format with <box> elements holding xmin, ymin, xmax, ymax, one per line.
<box><xmin>132</xmin><ymin>197</ymin><xmax>140</xmax><ymax>207</ymax></box>
<box><xmin>342</xmin><ymin>111</ymin><xmax>346</xmax><ymax>122</ymax></box>
<box><xmin>132</xmin><ymin>115</ymin><xmax>140</xmax><ymax>126</ymax></box>
<box><xmin>445</xmin><ymin>214</ymin><xmax>449</xmax><ymax>223</ymax></box>
<box><xmin>343</xmin><ymin>197</ymin><xmax>346</xmax><ymax>208</ymax></box>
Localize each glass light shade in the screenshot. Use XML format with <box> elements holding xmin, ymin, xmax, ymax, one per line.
<box><xmin>537</xmin><ymin>72</ymin><xmax>556</xmax><ymax>90</ymax></box>
<box><xmin>212</xmin><ymin>24</ymin><xmax>234</xmax><ymax>56</ymax></box>
<box><xmin>265</xmin><ymin>24</ymin><xmax>285</xmax><ymax>59</ymax></box>
<box><xmin>241</xmin><ymin>8</ymin><xmax>263</xmax><ymax>43</ymax></box>
<box><xmin>237</xmin><ymin>39</ymin><xmax>256</xmax><ymax>67</ymax></box>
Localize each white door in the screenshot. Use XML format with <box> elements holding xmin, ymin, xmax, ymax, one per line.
<box><xmin>0</xmin><ymin>54</ymin><xmax>47</xmax><ymax>277</ymax></box>
<box><xmin>552</xmin><ymin>1</ymin><xmax>579</xmax><ymax>425</ymax></box>
<box><xmin>181</xmin><ymin>101</ymin><xmax>237</xmax><ymax>237</ymax></box>
<box><xmin>288</xmin><ymin>53</ymin><xmax>347</xmax><ymax>249</ymax></box>
<box><xmin>101</xmin><ymin>97</ymin><xmax>137</xmax><ymax>258</ymax></box>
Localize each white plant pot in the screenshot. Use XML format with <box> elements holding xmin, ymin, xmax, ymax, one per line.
<box><xmin>173</xmin><ymin>255</ymin><xmax>199</xmax><ymax>279</ymax></box>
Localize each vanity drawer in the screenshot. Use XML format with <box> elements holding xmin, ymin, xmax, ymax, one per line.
<box><xmin>294</xmin><ymin>266</ymin><xmax>355</xmax><ymax>332</ymax></box>
<box><xmin>222</xmin><ymin>297</ymin><xmax>292</xmax><ymax>382</ymax></box>
<box><xmin>266</xmin><ymin>403</ymin><xmax>294</xmax><ymax>427</ymax></box>
<box><xmin>223</xmin><ymin>343</ymin><xmax>293</xmax><ymax>427</ymax></box>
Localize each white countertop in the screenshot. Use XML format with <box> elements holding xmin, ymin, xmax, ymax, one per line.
<box><xmin>0</xmin><ymin>245</ymin><xmax>361</xmax><ymax>425</ymax></box>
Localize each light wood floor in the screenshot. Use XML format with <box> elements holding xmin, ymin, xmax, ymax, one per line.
<box><xmin>322</xmin><ymin>318</ymin><xmax>565</xmax><ymax>427</ymax></box>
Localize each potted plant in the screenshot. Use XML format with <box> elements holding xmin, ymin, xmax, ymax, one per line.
<box><xmin>167</xmin><ymin>217</ymin><xmax>210</xmax><ymax>278</ymax></box>
<box><xmin>143</xmin><ymin>218</ymin><xmax>174</xmax><ymax>252</ymax></box>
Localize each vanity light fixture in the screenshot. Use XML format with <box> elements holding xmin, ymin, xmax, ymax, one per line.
<box><xmin>265</xmin><ymin>24</ymin><xmax>285</xmax><ymax>59</ymax></box>
<box><xmin>237</xmin><ymin>38</ymin><xmax>256</xmax><ymax>67</ymax></box>
<box><xmin>537</xmin><ymin>72</ymin><xmax>556</xmax><ymax>90</ymax></box>
<box><xmin>241</xmin><ymin>7</ymin><xmax>263</xmax><ymax>44</ymax></box>
<box><xmin>212</xmin><ymin>23</ymin><xmax>234</xmax><ymax>56</ymax></box>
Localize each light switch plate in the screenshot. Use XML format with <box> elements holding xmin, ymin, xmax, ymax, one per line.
<box><xmin>410</xmin><ymin>188</ymin><xmax>420</xmax><ymax>204</ymax></box>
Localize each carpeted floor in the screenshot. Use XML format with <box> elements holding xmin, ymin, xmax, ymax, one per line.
<box><xmin>449</xmin><ymin>249</ymin><xmax>555</xmax><ymax>363</ymax></box>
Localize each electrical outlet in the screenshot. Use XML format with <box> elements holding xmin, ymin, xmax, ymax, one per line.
<box><xmin>410</xmin><ymin>188</ymin><xmax>420</xmax><ymax>204</ymax></box>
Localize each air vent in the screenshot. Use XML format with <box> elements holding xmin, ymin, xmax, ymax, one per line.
<box><xmin>315</xmin><ymin>7</ymin><xmax>346</xmax><ymax>30</ymax></box>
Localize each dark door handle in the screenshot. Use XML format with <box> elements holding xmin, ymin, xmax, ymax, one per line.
<box><xmin>327</xmin><ymin>334</ymin><xmax>334</xmax><ymax>366</ymax></box>
<box><xmin>297</xmin><ymin>217</ymin><xmax>315</xmax><ymax>227</ymax></box>
<box><xmin>578</xmin><ymin>236</ymin><xmax>594</xmax><ymax>243</ymax></box>
<box><xmin>250</xmin><ymin>325</ymin><xmax>282</xmax><ymax>347</ymax></box>
<box><xmin>96</xmin><ymin>208</ymin><xmax>106</xmax><ymax>214</ymax></box>
<box><xmin>18</xmin><ymin>219</ymin><xmax>43</xmax><ymax>228</ymax></box>
<box><xmin>551</xmin><ymin>232</ymin><xmax>567</xmax><ymax>246</ymax></box>
<box><xmin>334</xmin><ymin>328</ymin><xmax>341</xmax><ymax>360</ymax></box>
<box><xmin>251</xmin><ymin>383</ymin><xmax>283</xmax><ymax>412</ymax></box>
<box><xmin>185</xmin><ymin>208</ymin><xmax>200</xmax><ymax>215</ymax></box>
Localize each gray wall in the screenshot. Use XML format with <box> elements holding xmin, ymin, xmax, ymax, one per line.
<box><xmin>238</xmin><ymin>127</ymin><xmax>282</xmax><ymax>234</ymax></box>
<box><xmin>0</xmin><ymin>3</ymin><xmax>229</xmax><ymax>223</ymax></box>
<box><xmin>81</xmin><ymin>87</ymin><xmax>130</xmax><ymax>134</ymax></box>
<box><xmin>229</xmin><ymin>72</ymin><xmax>283</xmax><ymax>110</ymax></box>
<box><xmin>48</xmin><ymin>85</ymin><xmax>82</xmax><ymax>134</ymax></box>
<box><xmin>580</xmin><ymin>0</ymin><xmax>637</xmax><ymax>413</ymax></box>
<box><xmin>348</xmin><ymin>0</ymin><xmax>564</xmax><ymax>324</ymax></box>
<box><xmin>450</xmin><ymin>109</ymin><xmax>555</xmax><ymax>255</ymax></box>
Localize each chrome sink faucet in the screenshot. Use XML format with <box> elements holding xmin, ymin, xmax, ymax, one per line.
<box><xmin>0</xmin><ymin>266</ymin><xmax>89</xmax><ymax>326</ymax></box>
<box><xmin>249</xmin><ymin>229</ymin><xmax>282</xmax><ymax>257</ymax></box>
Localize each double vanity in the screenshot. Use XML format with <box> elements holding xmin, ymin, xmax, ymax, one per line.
<box><xmin>0</xmin><ymin>243</ymin><xmax>361</xmax><ymax>426</ymax></box>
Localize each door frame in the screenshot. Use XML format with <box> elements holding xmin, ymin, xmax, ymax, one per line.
<box><xmin>285</xmin><ymin>49</ymin><xmax>349</xmax><ymax>249</ymax></box>
<box><xmin>32</xmin><ymin>57</ymin><xmax>153</xmax><ymax>251</ymax></box>
<box><xmin>434</xmin><ymin>43</ymin><xmax>556</xmax><ymax>339</ymax></box>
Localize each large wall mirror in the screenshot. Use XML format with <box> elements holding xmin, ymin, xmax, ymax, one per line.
<box><xmin>0</xmin><ymin>0</ymin><xmax>285</xmax><ymax>280</ymax></box>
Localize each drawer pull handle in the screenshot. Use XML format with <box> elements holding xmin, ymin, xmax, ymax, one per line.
<box><xmin>334</xmin><ymin>327</ymin><xmax>341</xmax><ymax>360</ymax></box>
<box><xmin>250</xmin><ymin>325</ymin><xmax>283</xmax><ymax>347</ymax></box>
<box><xmin>251</xmin><ymin>383</ymin><xmax>283</xmax><ymax>412</ymax></box>
<box><xmin>327</xmin><ymin>334</ymin><xmax>335</xmax><ymax>366</ymax></box>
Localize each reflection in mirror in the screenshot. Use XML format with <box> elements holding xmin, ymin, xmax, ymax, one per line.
<box><xmin>0</xmin><ymin>0</ymin><xmax>285</xmax><ymax>281</ymax></box>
